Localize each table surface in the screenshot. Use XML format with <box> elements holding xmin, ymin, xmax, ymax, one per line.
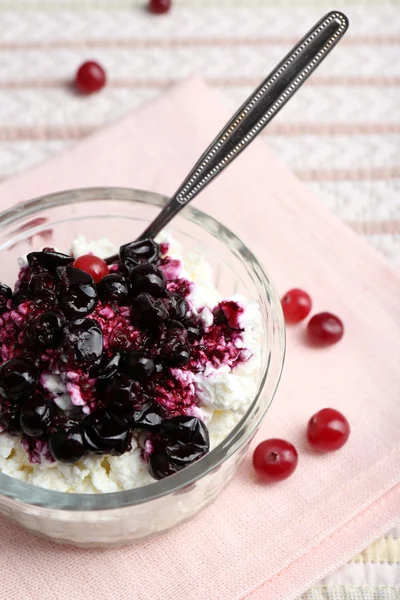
<box><xmin>1</xmin><ymin>1</ymin><xmax>399</xmax><ymax>598</ymax></box>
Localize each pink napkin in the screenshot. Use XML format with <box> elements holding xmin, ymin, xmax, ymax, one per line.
<box><xmin>1</xmin><ymin>77</ymin><xmax>400</xmax><ymax>600</ymax></box>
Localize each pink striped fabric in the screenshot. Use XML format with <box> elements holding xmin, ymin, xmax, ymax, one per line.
<box><xmin>0</xmin><ymin>77</ymin><xmax>399</xmax><ymax>600</ymax></box>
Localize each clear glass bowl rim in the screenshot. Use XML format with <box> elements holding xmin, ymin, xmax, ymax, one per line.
<box><xmin>0</xmin><ymin>187</ymin><xmax>285</xmax><ymax>511</ymax></box>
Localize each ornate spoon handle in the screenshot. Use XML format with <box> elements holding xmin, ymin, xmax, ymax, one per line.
<box><xmin>107</xmin><ymin>11</ymin><xmax>348</xmax><ymax>258</ymax></box>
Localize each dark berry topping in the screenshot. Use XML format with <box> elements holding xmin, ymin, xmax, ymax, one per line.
<box><xmin>214</xmin><ymin>301</ymin><xmax>243</xmax><ymax>329</ymax></box>
<box><xmin>168</xmin><ymin>293</ymin><xmax>188</xmax><ymax>320</ymax></box>
<box><xmin>20</xmin><ymin>399</ymin><xmax>52</xmax><ymax>437</ymax></box>
<box><xmin>0</xmin><ymin>283</ymin><xmax>12</xmax><ymax>311</ymax></box>
<box><xmin>49</xmin><ymin>428</ymin><xmax>86</xmax><ymax>463</ymax></box>
<box><xmin>131</xmin><ymin>293</ymin><xmax>169</xmax><ymax>329</ymax></box>
<box><xmin>97</xmin><ymin>274</ymin><xmax>129</xmax><ymax>303</ymax></box>
<box><xmin>166</xmin><ymin>321</ymin><xmax>188</xmax><ymax>343</ymax></box>
<box><xmin>104</xmin><ymin>374</ymin><xmax>140</xmax><ymax>412</ymax></box>
<box><xmin>160</xmin><ymin>325</ymin><xmax>190</xmax><ymax>366</ymax></box>
<box><xmin>28</xmin><ymin>311</ymin><xmax>65</xmax><ymax>349</ymax></box>
<box><xmin>168</xmin><ymin>345</ymin><xmax>190</xmax><ymax>367</ymax></box>
<box><xmin>161</xmin><ymin>416</ymin><xmax>210</xmax><ymax>448</ymax></box>
<box><xmin>81</xmin><ymin>410</ymin><xmax>130</xmax><ymax>455</ymax></box>
<box><xmin>29</xmin><ymin>272</ymin><xmax>56</xmax><ymax>300</ymax></box>
<box><xmin>0</xmin><ymin>402</ymin><xmax>22</xmax><ymax>436</ymax></box>
<box><xmin>120</xmin><ymin>239</ymin><xmax>159</xmax><ymax>269</ymax></box>
<box><xmin>0</xmin><ymin>240</ymin><xmax>246</xmax><ymax>474</ymax></box>
<box><xmin>27</xmin><ymin>250</ymin><xmax>74</xmax><ymax>273</ymax></box>
<box><xmin>108</xmin><ymin>327</ymin><xmax>140</xmax><ymax>353</ymax></box>
<box><xmin>213</xmin><ymin>308</ymin><xmax>228</xmax><ymax>326</ymax></box>
<box><xmin>153</xmin><ymin>358</ymin><xmax>164</xmax><ymax>373</ymax></box>
<box><xmin>184</xmin><ymin>318</ymin><xmax>203</xmax><ymax>343</ymax></box>
<box><xmin>149</xmin><ymin>416</ymin><xmax>210</xmax><ymax>480</ymax></box>
<box><xmin>95</xmin><ymin>353</ymin><xmax>121</xmax><ymax>381</ymax></box>
<box><xmin>56</xmin><ymin>265</ymin><xmax>98</xmax><ymax>317</ymax></box>
<box><xmin>167</xmin><ymin>319</ymin><xmax>185</xmax><ymax>330</ymax></box>
<box><xmin>126</xmin><ymin>400</ymin><xmax>163</xmax><ymax>431</ymax></box>
<box><xmin>149</xmin><ymin>450</ymin><xmax>180</xmax><ymax>480</ymax></box>
<box><xmin>60</xmin><ymin>318</ymin><xmax>103</xmax><ymax>368</ymax></box>
<box><xmin>129</xmin><ymin>263</ymin><xmax>166</xmax><ymax>298</ymax></box>
<box><xmin>12</xmin><ymin>281</ymin><xmax>30</xmax><ymax>307</ymax></box>
<box><xmin>121</xmin><ymin>351</ymin><xmax>155</xmax><ymax>381</ymax></box>
<box><xmin>0</xmin><ymin>358</ymin><xmax>38</xmax><ymax>402</ymax></box>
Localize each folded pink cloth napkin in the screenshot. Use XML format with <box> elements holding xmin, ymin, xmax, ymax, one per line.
<box><xmin>1</xmin><ymin>77</ymin><xmax>400</xmax><ymax>600</ymax></box>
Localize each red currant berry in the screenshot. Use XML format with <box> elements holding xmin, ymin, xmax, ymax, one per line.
<box><xmin>149</xmin><ymin>0</ymin><xmax>171</xmax><ymax>14</ymax></box>
<box><xmin>73</xmin><ymin>255</ymin><xmax>109</xmax><ymax>283</ymax></box>
<box><xmin>307</xmin><ymin>312</ymin><xmax>344</xmax><ymax>345</ymax></box>
<box><xmin>281</xmin><ymin>288</ymin><xmax>312</xmax><ymax>323</ymax></box>
<box><xmin>307</xmin><ymin>408</ymin><xmax>350</xmax><ymax>452</ymax></box>
<box><xmin>74</xmin><ymin>61</ymin><xmax>106</xmax><ymax>94</ymax></box>
<box><xmin>253</xmin><ymin>438</ymin><xmax>298</xmax><ymax>482</ymax></box>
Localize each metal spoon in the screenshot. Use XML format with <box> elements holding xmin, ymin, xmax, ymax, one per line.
<box><xmin>106</xmin><ymin>11</ymin><xmax>348</xmax><ymax>264</ymax></box>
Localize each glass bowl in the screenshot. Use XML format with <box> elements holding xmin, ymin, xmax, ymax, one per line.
<box><xmin>0</xmin><ymin>187</ymin><xmax>285</xmax><ymax>547</ymax></box>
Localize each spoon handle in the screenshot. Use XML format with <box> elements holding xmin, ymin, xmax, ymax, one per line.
<box><xmin>137</xmin><ymin>11</ymin><xmax>348</xmax><ymax>241</ymax></box>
